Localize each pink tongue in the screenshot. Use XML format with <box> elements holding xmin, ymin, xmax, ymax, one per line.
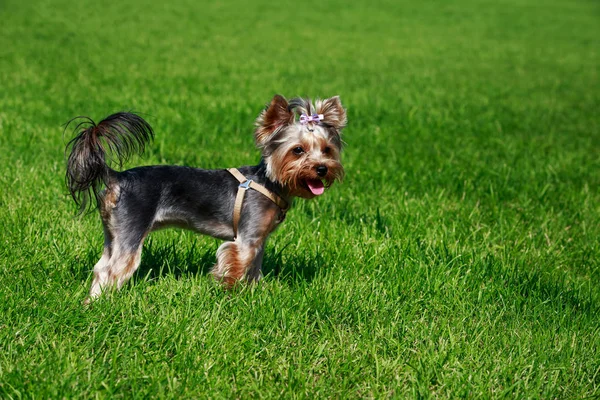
<box><xmin>306</xmin><ymin>179</ymin><xmax>325</xmax><ymax>195</ymax></box>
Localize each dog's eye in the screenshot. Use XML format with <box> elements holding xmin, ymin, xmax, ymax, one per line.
<box><xmin>323</xmin><ymin>146</ymin><xmax>331</xmax><ymax>155</ymax></box>
<box><xmin>292</xmin><ymin>147</ymin><xmax>305</xmax><ymax>155</ymax></box>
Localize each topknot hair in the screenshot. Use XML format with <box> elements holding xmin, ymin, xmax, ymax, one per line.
<box><xmin>287</xmin><ymin>97</ymin><xmax>315</xmax><ymax>117</ymax></box>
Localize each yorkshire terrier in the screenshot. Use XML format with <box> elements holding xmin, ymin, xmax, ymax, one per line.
<box><xmin>65</xmin><ymin>95</ymin><xmax>347</xmax><ymax>302</ymax></box>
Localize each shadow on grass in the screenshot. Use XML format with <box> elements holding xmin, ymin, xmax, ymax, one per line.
<box><xmin>261</xmin><ymin>245</ymin><xmax>322</xmax><ymax>286</ymax></box>
<box><xmin>136</xmin><ymin>239</ymin><xmax>216</xmax><ymax>281</ymax></box>
<box><xmin>129</xmin><ymin>238</ymin><xmax>321</xmax><ymax>286</ymax></box>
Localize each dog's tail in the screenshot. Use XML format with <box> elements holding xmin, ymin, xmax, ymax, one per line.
<box><xmin>64</xmin><ymin>112</ymin><xmax>154</xmax><ymax>213</ymax></box>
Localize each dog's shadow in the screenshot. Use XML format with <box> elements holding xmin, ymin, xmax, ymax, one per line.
<box><xmin>136</xmin><ymin>239</ymin><xmax>214</xmax><ymax>281</ymax></box>
<box><xmin>129</xmin><ymin>238</ymin><xmax>321</xmax><ymax>286</ymax></box>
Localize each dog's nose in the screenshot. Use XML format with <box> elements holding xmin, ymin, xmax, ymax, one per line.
<box><xmin>316</xmin><ymin>166</ymin><xmax>328</xmax><ymax>177</ymax></box>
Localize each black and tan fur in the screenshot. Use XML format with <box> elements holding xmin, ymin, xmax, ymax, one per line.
<box><xmin>65</xmin><ymin>95</ymin><xmax>347</xmax><ymax>302</ymax></box>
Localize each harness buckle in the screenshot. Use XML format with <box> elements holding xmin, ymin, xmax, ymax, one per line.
<box><xmin>239</xmin><ymin>179</ymin><xmax>253</xmax><ymax>190</ymax></box>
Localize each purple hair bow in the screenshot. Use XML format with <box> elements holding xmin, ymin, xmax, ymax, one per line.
<box><xmin>299</xmin><ymin>113</ymin><xmax>324</xmax><ymax>125</ymax></box>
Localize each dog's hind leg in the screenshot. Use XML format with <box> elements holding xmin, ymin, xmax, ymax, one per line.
<box><xmin>87</xmin><ymin>194</ymin><xmax>151</xmax><ymax>301</ymax></box>
<box><xmin>87</xmin><ymin>223</ymin><xmax>114</xmax><ymax>301</ymax></box>
<box><xmin>87</xmin><ymin>233</ymin><xmax>146</xmax><ymax>302</ymax></box>
<box><xmin>106</xmin><ymin>239</ymin><xmax>146</xmax><ymax>290</ymax></box>
<box><xmin>104</xmin><ymin>215</ymin><xmax>152</xmax><ymax>292</ymax></box>
<box><xmin>88</xmin><ymin>237</ymin><xmax>146</xmax><ymax>303</ymax></box>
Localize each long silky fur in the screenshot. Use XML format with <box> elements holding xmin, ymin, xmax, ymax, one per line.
<box><xmin>64</xmin><ymin>112</ymin><xmax>154</xmax><ymax>213</ymax></box>
<box><xmin>287</xmin><ymin>97</ymin><xmax>314</xmax><ymax>118</ymax></box>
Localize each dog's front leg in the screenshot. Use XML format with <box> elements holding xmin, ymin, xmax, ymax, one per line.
<box><xmin>244</xmin><ymin>246</ymin><xmax>265</xmax><ymax>282</ymax></box>
<box><xmin>211</xmin><ymin>238</ymin><xmax>264</xmax><ymax>287</ymax></box>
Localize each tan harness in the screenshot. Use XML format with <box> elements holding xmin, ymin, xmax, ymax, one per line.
<box><xmin>227</xmin><ymin>168</ymin><xmax>289</xmax><ymax>239</ymax></box>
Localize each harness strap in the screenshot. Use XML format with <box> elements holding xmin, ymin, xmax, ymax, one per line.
<box><xmin>227</xmin><ymin>168</ymin><xmax>289</xmax><ymax>239</ymax></box>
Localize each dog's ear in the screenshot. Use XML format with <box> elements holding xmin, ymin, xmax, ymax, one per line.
<box><xmin>255</xmin><ymin>94</ymin><xmax>294</xmax><ymax>147</ymax></box>
<box><xmin>317</xmin><ymin>96</ymin><xmax>347</xmax><ymax>132</ymax></box>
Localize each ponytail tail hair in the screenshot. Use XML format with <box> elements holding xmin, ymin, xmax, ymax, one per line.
<box><xmin>64</xmin><ymin>112</ymin><xmax>154</xmax><ymax>213</ymax></box>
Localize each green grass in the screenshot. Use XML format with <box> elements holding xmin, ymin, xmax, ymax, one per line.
<box><xmin>1</xmin><ymin>0</ymin><xmax>599</xmax><ymax>397</ymax></box>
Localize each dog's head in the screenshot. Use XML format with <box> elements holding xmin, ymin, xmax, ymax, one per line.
<box><xmin>255</xmin><ymin>95</ymin><xmax>346</xmax><ymax>199</ymax></box>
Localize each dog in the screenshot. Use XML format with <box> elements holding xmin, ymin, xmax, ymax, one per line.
<box><xmin>65</xmin><ymin>95</ymin><xmax>347</xmax><ymax>302</ymax></box>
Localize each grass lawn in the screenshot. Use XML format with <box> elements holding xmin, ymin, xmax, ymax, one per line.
<box><xmin>1</xmin><ymin>0</ymin><xmax>599</xmax><ymax>397</ymax></box>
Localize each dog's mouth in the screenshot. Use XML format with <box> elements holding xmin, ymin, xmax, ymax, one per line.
<box><xmin>304</xmin><ymin>178</ymin><xmax>325</xmax><ymax>196</ymax></box>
